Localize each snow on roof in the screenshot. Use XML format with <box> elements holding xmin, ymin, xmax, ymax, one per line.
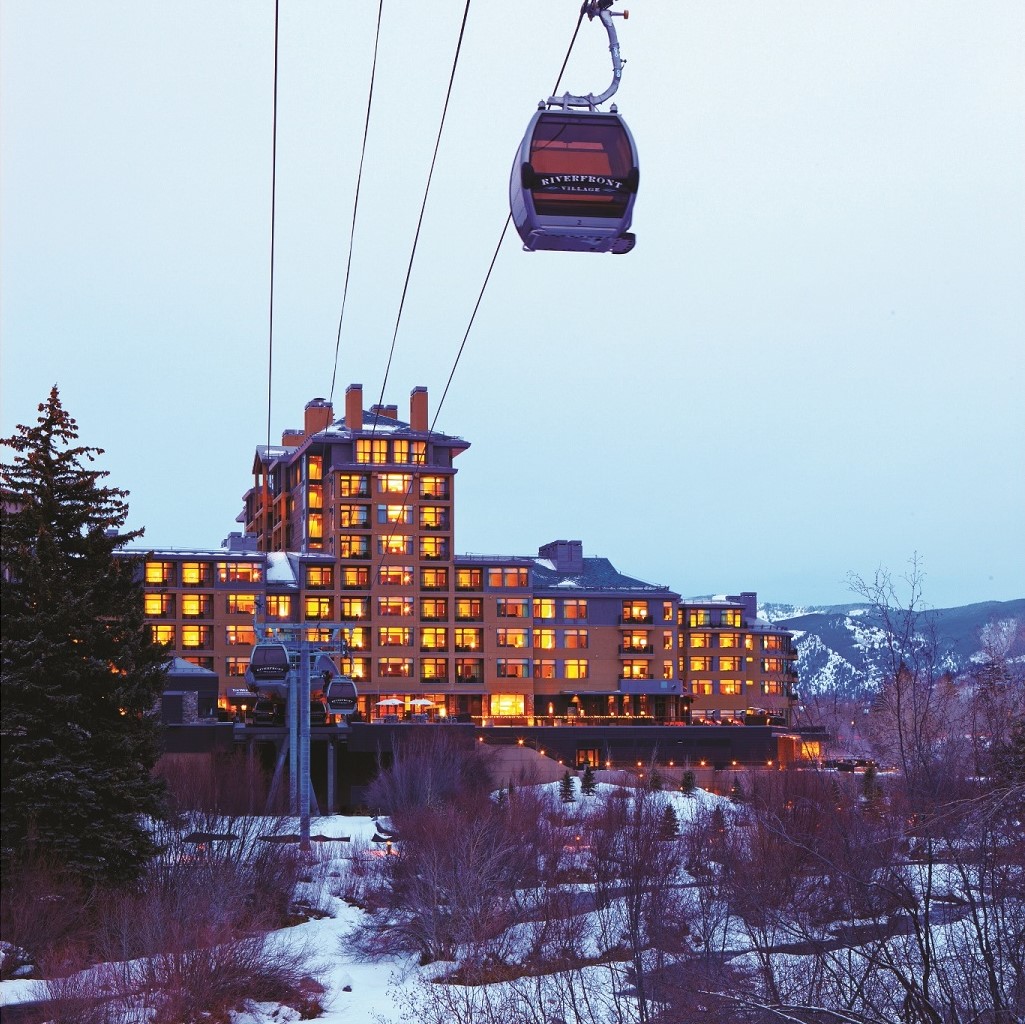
<box><xmin>266</xmin><ymin>551</ymin><xmax>296</xmax><ymax>584</ymax></box>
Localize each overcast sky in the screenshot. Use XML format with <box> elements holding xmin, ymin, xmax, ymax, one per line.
<box><xmin>2</xmin><ymin>1</ymin><xmax>1023</xmax><ymax>610</ymax></box>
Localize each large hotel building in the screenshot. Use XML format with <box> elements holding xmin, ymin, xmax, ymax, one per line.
<box><xmin>138</xmin><ymin>386</ymin><xmax>798</xmax><ymax>729</ymax></box>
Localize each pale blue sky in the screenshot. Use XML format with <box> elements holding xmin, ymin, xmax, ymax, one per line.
<box><xmin>2</xmin><ymin>1</ymin><xmax>1023</xmax><ymax>609</ymax></box>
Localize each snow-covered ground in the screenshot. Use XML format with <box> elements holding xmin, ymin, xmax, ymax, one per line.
<box><xmin>0</xmin><ymin>782</ymin><xmax>735</xmax><ymax>1024</ymax></box>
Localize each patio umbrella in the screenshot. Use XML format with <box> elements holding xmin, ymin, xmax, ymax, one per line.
<box><xmin>375</xmin><ymin>698</ymin><xmax>404</xmax><ymax>706</ymax></box>
<box><xmin>409</xmin><ymin>699</ymin><xmax>435</xmax><ymax>707</ymax></box>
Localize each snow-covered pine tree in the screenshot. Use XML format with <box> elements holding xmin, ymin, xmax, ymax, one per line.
<box><xmin>559</xmin><ymin>770</ymin><xmax>576</xmax><ymax>803</ymax></box>
<box><xmin>1</xmin><ymin>387</ymin><xmax>167</xmax><ymax>887</ymax></box>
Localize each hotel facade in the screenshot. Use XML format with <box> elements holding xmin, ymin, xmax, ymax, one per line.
<box><xmin>136</xmin><ymin>387</ymin><xmax>798</xmax><ymax>728</ymax></box>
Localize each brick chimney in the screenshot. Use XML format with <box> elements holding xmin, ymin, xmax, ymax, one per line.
<box><xmin>345</xmin><ymin>384</ymin><xmax>363</xmax><ymax>430</ymax></box>
<box><xmin>538</xmin><ymin>540</ymin><xmax>584</xmax><ymax>574</ymax></box>
<box><xmin>304</xmin><ymin>397</ymin><xmax>333</xmax><ymax>436</ymax></box>
<box><xmin>410</xmin><ymin>386</ymin><xmax>428</xmax><ymax>431</ymax></box>
<box><xmin>370</xmin><ymin>404</ymin><xmax>398</xmax><ymax>420</ymax></box>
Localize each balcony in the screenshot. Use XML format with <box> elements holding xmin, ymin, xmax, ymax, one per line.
<box><xmin>619</xmin><ymin>615</ymin><xmax>654</xmax><ymax>625</ymax></box>
<box><xmin>456</xmin><ymin>676</ymin><xmax>481</xmax><ymax>686</ymax></box>
<box><xmin>420</xmin><ymin>675</ymin><xmax>449</xmax><ymax>685</ymax></box>
<box><xmin>618</xmin><ymin>644</ymin><xmax>654</xmax><ymax>655</ymax></box>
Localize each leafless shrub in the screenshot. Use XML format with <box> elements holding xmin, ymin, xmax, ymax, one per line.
<box><xmin>101</xmin><ymin>930</ymin><xmax>316</xmax><ymax>1024</ymax></box>
<box><xmin>34</xmin><ymin>961</ymin><xmax>118</xmax><ymax>1024</ymax></box>
<box><xmin>154</xmin><ymin>749</ymin><xmax>274</xmax><ymax>817</ymax></box>
<box><xmin>0</xmin><ymin>853</ymin><xmax>96</xmax><ymax>977</ymax></box>
<box><xmin>366</xmin><ymin>728</ymin><xmax>494</xmax><ymax>816</ymax></box>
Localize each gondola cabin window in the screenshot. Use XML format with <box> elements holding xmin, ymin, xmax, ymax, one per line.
<box><xmin>529</xmin><ymin>115</ymin><xmax>634</xmax><ymax>219</ymax></box>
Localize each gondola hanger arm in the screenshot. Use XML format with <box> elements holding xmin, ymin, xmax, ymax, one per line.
<box><xmin>547</xmin><ymin>0</ymin><xmax>629</xmax><ymax>111</ymax></box>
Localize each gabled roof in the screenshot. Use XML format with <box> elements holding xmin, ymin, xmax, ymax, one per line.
<box><xmin>530</xmin><ymin>556</ymin><xmax>675</xmax><ymax>595</ymax></box>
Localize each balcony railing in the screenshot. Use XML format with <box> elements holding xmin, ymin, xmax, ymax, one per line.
<box><xmin>619</xmin><ymin>615</ymin><xmax>654</xmax><ymax>625</ymax></box>
<box><xmin>618</xmin><ymin>644</ymin><xmax>654</xmax><ymax>654</ymax></box>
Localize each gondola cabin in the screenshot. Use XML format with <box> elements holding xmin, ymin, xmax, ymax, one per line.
<box><xmin>510</xmin><ymin>108</ymin><xmax>638</xmax><ymax>254</ymax></box>
<box><xmin>325</xmin><ymin>676</ymin><xmax>359</xmax><ymax>716</ymax></box>
<box><xmin>248</xmin><ymin>643</ymin><xmax>293</xmax><ymax>684</ymax></box>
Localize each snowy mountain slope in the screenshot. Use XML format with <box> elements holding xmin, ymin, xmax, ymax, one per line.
<box><xmin>768</xmin><ymin>599</ymin><xmax>1025</xmax><ymax>696</ymax></box>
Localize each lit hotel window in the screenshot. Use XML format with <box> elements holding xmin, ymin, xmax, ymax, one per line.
<box><xmin>533</xmin><ymin>598</ymin><xmax>555</xmax><ymax>619</ymax></box>
<box><xmin>338</xmin><ymin>474</ymin><xmax>369</xmax><ymax>497</ymax></box>
<box><xmin>342</xmin><ymin>567</ymin><xmax>369</xmax><ymax>589</ymax></box>
<box><xmin>340</xmin><ymin>598</ymin><xmax>369</xmax><ymax>619</ymax></box>
<box><xmin>379</xmin><ymin>597</ymin><xmax>413</xmax><ymax>617</ymax></box>
<box><xmin>218</xmin><ymin>562</ymin><xmax>262</xmax><ymax>583</ymax></box>
<box><xmin>339</xmin><ymin>505</ymin><xmax>369</xmax><ymax>528</ymax></box>
<box><xmin>265</xmin><ymin>595</ymin><xmax>291</xmax><ymax>618</ymax></box>
<box><xmin>420</xmin><ymin>507</ymin><xmax>448</xmax><ymax>530</ymax></box>
<box><xmin>227</xmin><ymin>594</ymin><xmax>257</xmax><ymax>615</ymax></box>
<box><xmin>489</xmin><ymin>567</ymin><xmax>529</xmax><ymax>588</ymax></box>
<box><xmin>378</xmin><ymin>505</ymin><xmax>412</xmax><ymax>525</ymax></box>
<box><xmin>306</xmin><ymin>566</ymin><xmax>334</xmax><ymax>588</ymax></box>
<box><xmin>455</xmin><ymin>628</ymin><xmax>482</xmax><ymax>651</ymax></box>
<box><xmin>181</xmin><ymin>625</ymin><xmax>212</xmax><ymax>649</ymax></box>
<box><xmin>496</xmin><ymin>628</ymin><xmax>528</xmax><ymax>648</ymax></box>
<box><xmin>379</xmin><ymin>627</ymin><xmax>411</xmax><ymax>647</ymax></box>
<box><xmin>491</xmin><ymin>694</ymin><xmax>525</xmax><ymax>717</ymax></box>
<box><xmin>563</xmin><ymin>599</ymin><xmax>587</xmax><ymax>620</ymax></box>
<box><xmin>421</xmin><ymin>658</ymin><xmax>447</xmax><ymax>682</ymax></box>
<box><xmin>379</xmin><ymin>566</ymin><xmax>413</xmax><ymax>586</ymax></box>
<box><xmin>181</xmin><ymin>594</ymin><xmax>211</xmax><ymax>618</ymax></box>
<box><xmin>497</xmin><ymin>659</ymin><xmax>529</xmax><ymax>678</ymax></box>
<box><xmin>356</xmin><ymin>439</ymin><xmax>388</xmax><ymax>464</ymax></box>
<box><xmin>421</xmin><ymin>567</ymin><xmax>448</xmax><ymax>590</ymax></box>
<box><xmin>455</xmin><ymin>598</ymin><xmax>482</xmax><ymax>620</ymax></box>
<box><xmin>379</xmin><ymin>473</ymin><xmax>412</xmax><ymax>494</ymax></box>
<box><xmin>145</xmin><ymin>594</ymin><xmax>172</xmax><ymax>617</ymax></box>
<box><xmin>305</xmin><ymin>597</ymin><xmax>333</xmax><ymax>620</ymax></box>
<box><xmin>533</xmin><ymin>629</ymin><xmax>555</xmax><ymax>650</ymax></box>
<box><xmin>564</xmin><ymin>659</ymin><xmax>589</xmax><ymax>680</ymax></box>
<box><xmin>421</xmin><ymin>628</ymin><xmax>448</xmax><ymax>651</ymax></box>
<box><xmin>181</xmin><ymin>561</ymin><xmax>211</xmax><ymax>586</ymax></box>
<box><xmin>145</xmin><ymin>561</ymin><xmax>173</xmax><ymax>585</ymax></box>
<box><xmin>420</xmin><ymin>536</ymin><xmax>448</xmax><ymax>560</ymax></box>
<box><xmin>497</xmin><ymin>599</ymin><xmax>528</xmax><ymax>618</ymax></box>
<box><xmin>379</xmin><ymin>535</ymin><xmax>413</xmax><ymax>556</ymax></box>
<box><xmin>564</xmin><ymin>629</ymin><xmax>588</xmax><ymax>649</ymax></box>
<box><xmin>378</xmin><ymin>658</ymin><xmax>413</xmax><ymax>677</ymax></box>
<box><xmin>150</xmin><ymin>625</ymin><xmax>175</xmax><ymax>646</ymax></box>
<box><xmin>419</xmin><ymin>476</ymin><xmax>448</xmax><ymax>499</ymax></box>
<box><xmin>456</xmin><ymin>568</ymin><xmax>482</xmax><ymax>590</ymax></box>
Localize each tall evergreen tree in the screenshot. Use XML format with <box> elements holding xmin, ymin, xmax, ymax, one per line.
<box><xmin>1</xmin><ymin>388</ymin><xmax>166</xmax><ymax>886</ymax></box>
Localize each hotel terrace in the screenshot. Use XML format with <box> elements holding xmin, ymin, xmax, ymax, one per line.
<box><xmin>133</xmin><ymin>387</ymin><xmax>798</xmax><ymax>731</ymax></box>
